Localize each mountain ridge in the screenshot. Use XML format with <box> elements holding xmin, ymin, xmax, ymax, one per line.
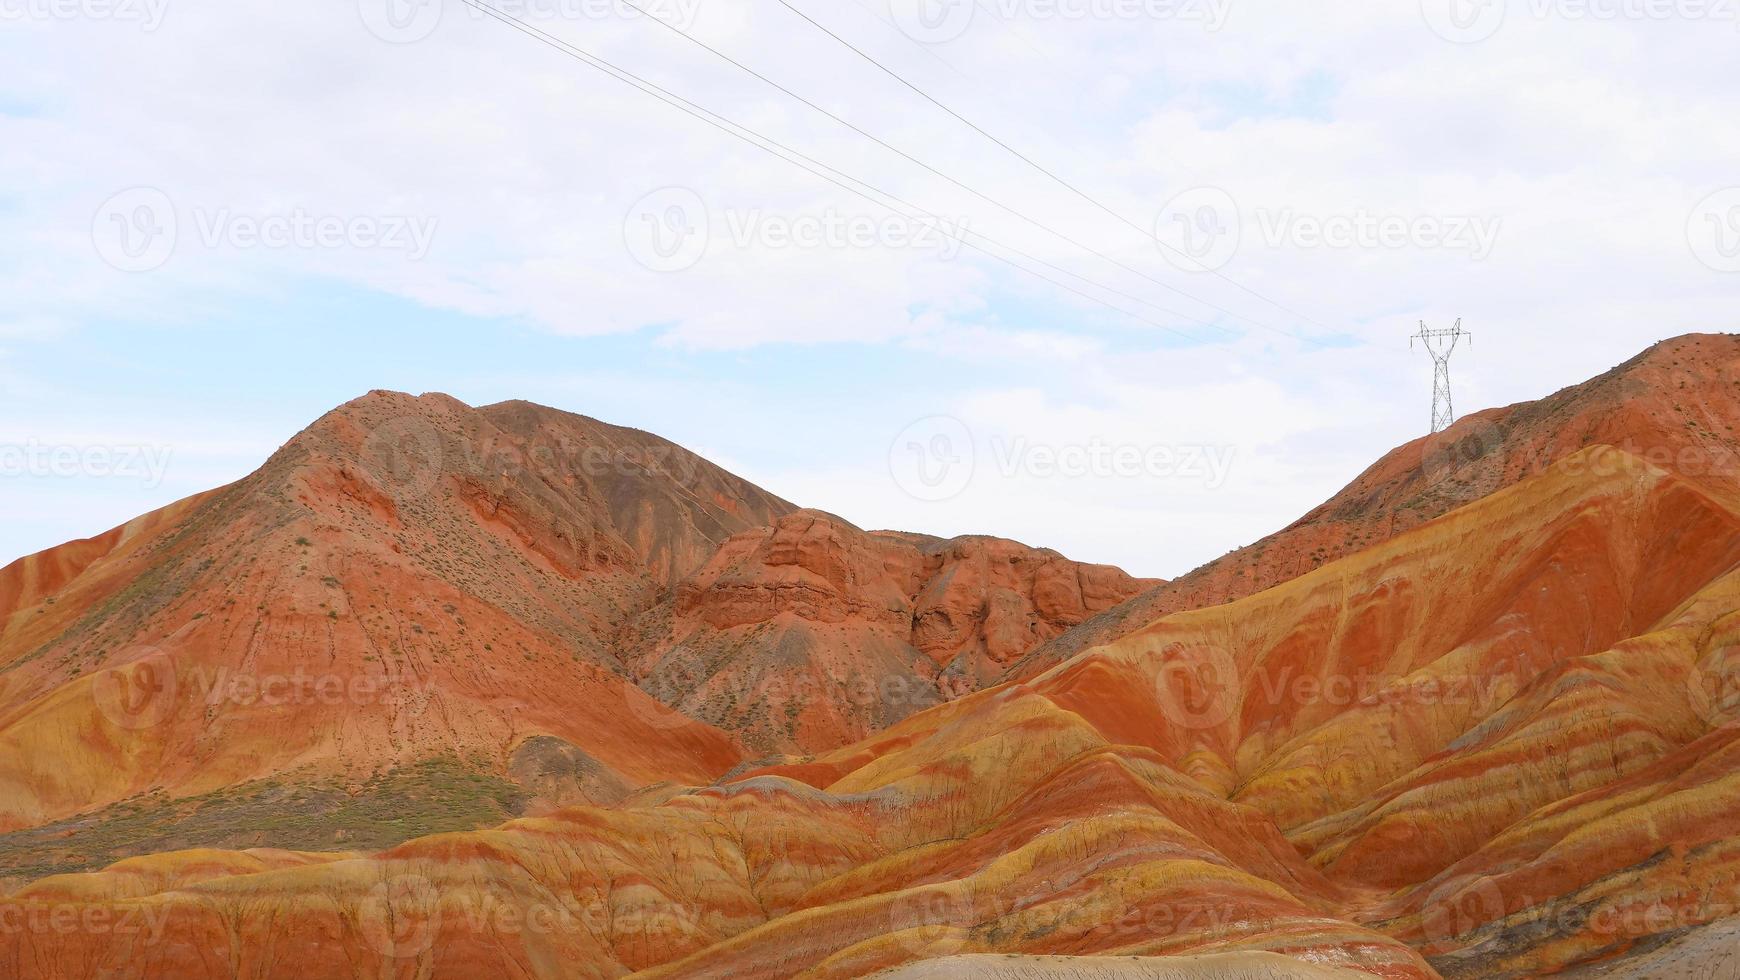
<box><xmin>1004</xmin><ymin>331</ymin><xmax>1740</xmax><ymax>682</ymax></box>
<box><xmin>5</xmin><ymin>335</ymin><xmax>1740</xmax><ymax>978</ymax></box>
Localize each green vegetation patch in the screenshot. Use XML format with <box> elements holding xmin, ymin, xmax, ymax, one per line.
<box><xmin>0</xmin><ymin>755</ymin><xmax>527</xmax><ymax>890</ymax></box>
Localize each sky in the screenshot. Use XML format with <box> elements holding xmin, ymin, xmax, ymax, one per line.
<box><xmin>2</xmin><ymin>0</ymin><xmax>1737</xmax><ymax>579</ymax></box>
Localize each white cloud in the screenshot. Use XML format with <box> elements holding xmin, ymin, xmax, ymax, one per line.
<box><xmin>1</xmin><ymin>0</ymin><xmax>1736</xmax><ymax>573</ymax></box>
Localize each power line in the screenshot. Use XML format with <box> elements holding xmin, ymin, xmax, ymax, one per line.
<box><xmin>454</xmin><ymin>0</ymin><xmax>1217</xmax><ymax>340</ymax></box>
<box><xmin>613</xmin><ymin>0</ymin><xmax>1302</xmax><ymax>340</ymax></box>
<box><xmin>771</xmin><ymin>0</ymin><xmax>1336</xmax><ymax>343</ymax></box>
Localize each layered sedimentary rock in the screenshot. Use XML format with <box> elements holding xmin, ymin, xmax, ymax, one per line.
<box><xmin>1007</xmin><ymin>332</ymin><xmax>1740</xmax><ymax>681</ymax></box>
<box><xmin>6</xmin><ymin>335</ymin><xmax>1740</xmax><ymax>979</ymax></box>
<box><xmin>0</xmin><ymin>391</ymin><xmax>790</xmax><ymax>841</ymax></box>
<box><xmin>622</xmin><ymin>510</ymin><xmax>1157</xmax><ymax>754</ymax></box>
<box><xmin>0</xmin><ymin>391</ymin><xmax>1151</xmax><ymax>887</ymax></box>
<box><xmin>7</xmin><ymin>437</ymin><xmax>1740</xmax><ymax>978</ymax></box>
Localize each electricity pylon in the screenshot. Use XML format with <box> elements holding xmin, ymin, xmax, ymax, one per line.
<box><xmin>1412</xmin><ymin>319</ymin><xmax>1470</xmax><ymax>434</ymax></box>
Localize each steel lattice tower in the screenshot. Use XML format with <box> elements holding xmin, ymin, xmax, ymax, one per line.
<box><xmin>1412</xmin><ymin>319</ymin><xmax>1470</xmax><ymax>433</ymax></box>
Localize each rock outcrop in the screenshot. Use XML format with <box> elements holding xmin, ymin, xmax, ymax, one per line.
<box><xmin>622</xmin><ymin>510</ymin><xmax>1158</xmax><ymax>754</ymax></box>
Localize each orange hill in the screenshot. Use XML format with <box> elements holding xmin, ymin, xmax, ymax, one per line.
<box><xmin>1006</xmin><ymin>332</ymin><xmax>1740</xmax><ymax>682</ymax></box>
<box><xmin>5</xmin><ymin>444</ymin><xmax>1737</xmax><ymax>977</ymax></box>
<box><xmin>0</xmin><ymin>390</ymin><xmax>1148</xmax><ymax>880</ymax></box>
<box><xmin>0</xmin><ymin>391</ymin><xmax>789</xmax><ymax>840</ymax></box>
<box><xmin>3</xmin><ymin>335</ymin><xmax>1740</xmax><ymax>978</ymax></box>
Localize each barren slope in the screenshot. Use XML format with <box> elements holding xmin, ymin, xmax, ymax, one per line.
<box><xmin>1008</xmin><ymin>332</ymin><xmax>1740</xmax><ymax>681</ymax></box>
<box><xmin>7</xmin><ymin>444</ymin><xmax>1738</xmax><ymax>978</ymax></box>
<box><xmin>0</xmin><ymin>391</ymin><xmax>1155</xmax><ymax>887</ymax></box>
<box><xmin>0</xmin><ymin>391</ymin><xmax>793</xmax><ymax>856</ymax></box>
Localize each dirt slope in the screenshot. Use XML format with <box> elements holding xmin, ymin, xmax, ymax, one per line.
<box><xmin>1006</xmin><ymin>333</ymin><xmax>1740</xmax><ymax>681</ymax></box>
<box><xmin>0</xmin><ymin>391</ymin><xmax>790</xmax><ymax>844</ymax></box>
<box><xmin>0</xmin><ymin>391</ymin><xmax>1152</xmax><ymax>886</ymax></box>
<box><xmin>7</xmin><ymin>443</ymin><xmax>1739</xmax><ymax>978</ymax></box>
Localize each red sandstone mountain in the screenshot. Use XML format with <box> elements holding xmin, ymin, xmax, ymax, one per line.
<box><xmin>622</xmin><ymin>510</ymin><xmax>1156</xmax><ymax>754</ymax></box>
<box><xmin>9</xmin><ymin>440</ymin><xmax>1740</xmax><ymax>978</ymax></box>
<box><xmin>0</xmin><ymin>391</ymin><xmax>805</xmax><ymax>846</ymax></box>
<box><xmin>6</xmin><ymin>335</ymin><xmax>1740</xmax><ymax>980</ymax></box>
<box><xmin>1006</xmin><ymin>332</ymin><xmax>1740</xmax><ymax>681</ymax></box>
<box><xmin>0</xmin><ymin>391</ymin><xmax>1148</xmax><ymax>878</ymax></box>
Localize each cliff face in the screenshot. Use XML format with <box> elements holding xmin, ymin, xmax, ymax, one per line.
<box><xmin>622</xmin><ymin>510</ymin><xmax>1158</xmax><ymax>754</ymax></box>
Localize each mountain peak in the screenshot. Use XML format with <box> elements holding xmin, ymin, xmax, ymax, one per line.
<box><xmin>1004</xmin><ymin>330</ymin><xmax>1740</xmax><ymax>681</ymax></box>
